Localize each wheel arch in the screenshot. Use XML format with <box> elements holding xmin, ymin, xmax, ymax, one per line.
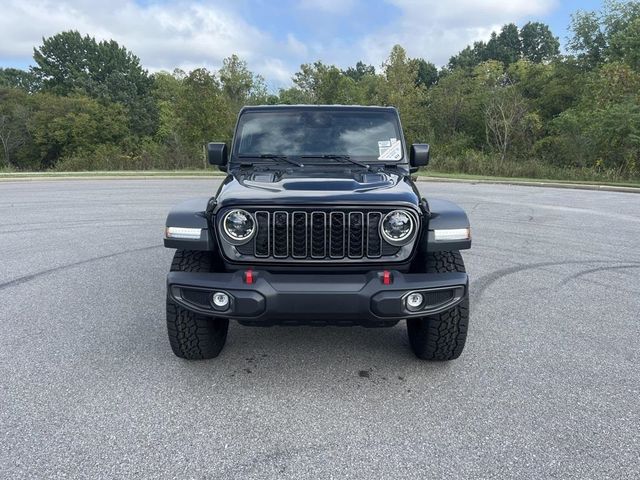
<box><xmin>421</xmin><ymin>198</ymin><xmax>471</xmax><ymax>252</ymax></box>
<box><xmin>164</xmin><ymin>197</ymin><xmax>216</xmax><ymax>251</ymax></box>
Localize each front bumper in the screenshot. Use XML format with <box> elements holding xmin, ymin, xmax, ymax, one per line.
<box><xmin>167</xmin><ymin>269</ymin><xmax>468</xmax><ymax>326</ymax></box>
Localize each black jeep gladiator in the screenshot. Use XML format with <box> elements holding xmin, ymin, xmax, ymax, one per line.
<box><xmin>164</xmin><ymin>105</ymin><xmax>471</xmax><ymax>361</ymax></box>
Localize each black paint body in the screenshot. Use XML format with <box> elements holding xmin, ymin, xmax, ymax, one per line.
<box><xmin>164</xmin><ymin>105</ymin><xmax>471</xmax><ymax>323</ymax></box>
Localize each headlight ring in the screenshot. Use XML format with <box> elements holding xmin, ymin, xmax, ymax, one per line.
<box><xmin>380</xmin><ymin>210</ymin><xmax>416</xmax><ymax>246</ymax></box>
<box><xmin>221</xmin><ymin>209</ymin><xmax>256</xmax><ymax>244</ymax></box>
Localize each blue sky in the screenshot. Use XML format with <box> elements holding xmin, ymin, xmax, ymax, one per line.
<box><xmin>0</xmin><ymin>0</ymin><xmax>604</xmax><ymax>89</ymax></box>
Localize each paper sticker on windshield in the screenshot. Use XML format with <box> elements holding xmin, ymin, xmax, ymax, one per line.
<box><xmin>378</xmin><ymin>139</ymin><xmax>402</xmax><ymax>161</ymax></box>
<box><xmin>378</xmin><ymin>140</ymin><xmax>391</xmax><ymax>156</ymax></box>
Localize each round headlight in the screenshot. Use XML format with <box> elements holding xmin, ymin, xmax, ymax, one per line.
<box><xmin>381</xmin><ymin>210</ymin><xmax>415</xmax><ymax>246</ymax></box>
<box><xmin>222</xmin><ymin>209</ymin><xmax>255</xmax><ymax>244</ymax></box>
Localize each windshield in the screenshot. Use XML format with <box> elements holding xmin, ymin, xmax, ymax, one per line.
<box><xmin>233</xmin><ymin>109</ymin><xmax>404</xmax><ymax>164</ymax></box>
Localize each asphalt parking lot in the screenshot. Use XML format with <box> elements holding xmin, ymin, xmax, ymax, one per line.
<box><xmin>1</xmin><ymin>178</ymin><xmax>639</xmax><ymax>479</ymax></box>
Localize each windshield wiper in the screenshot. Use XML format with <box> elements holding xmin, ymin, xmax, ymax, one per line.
<box><xmin>238</xmin><ymin>154</ymin><xmax>304</xmax><ymax>168</ymax></box>
<box><xmin>300</xmin><ymin>154</ymin><xmax>371</xmax><ymax>170</ymax></box>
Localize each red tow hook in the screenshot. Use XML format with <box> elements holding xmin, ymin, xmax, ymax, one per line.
<box><xmin>382</xmin><ymin>270</ymin><xmax>392</xmax><ymax>285</ymax></box>
<box><xmin>244</xmin><ymin>269</ymin><xmax>254</xmax><ymax>285</ymax></box>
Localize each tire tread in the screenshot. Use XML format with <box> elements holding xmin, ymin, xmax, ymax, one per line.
<box><xmin>166</xmin><ymin>250</ymin><xmax>228</xmax><ymax>360</ymax></box>
<box><xmin>407</xmin><ymin>250</ymin><xmax>469</xmax><ymax>361</ymax></box>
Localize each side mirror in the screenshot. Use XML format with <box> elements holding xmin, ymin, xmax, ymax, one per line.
<box><xmin>410</xmin><ymin>144</ymin><xmax>430</xmax><ymax>172</ymax></box>
<box><xmin>207</xmin><ymin>142</ymin><xmax>228</xmax><ymax>168</ymax></box>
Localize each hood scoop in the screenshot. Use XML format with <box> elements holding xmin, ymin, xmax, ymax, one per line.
<box><xmin>283</xmin><ymin>179</ymin><xmax>360</xmax><ymax>191</ymax></box>
<box><xmin>241</xmin><ymin>171</ymin><xmax>397</xmax><ymax>193</ymax></box>
<box><xmin>249</xmin><ymin>172</ymin><xmax>278</xmax><ymax>183</ymax></box>
<box><xmin>280</xmin><ymin>175</ymin><xmax>394</xmax><ymax>192</ymax></box>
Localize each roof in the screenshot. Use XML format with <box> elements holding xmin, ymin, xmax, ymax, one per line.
<box><xmin>240</xmin><ymin>104</ymin><xmax>397</xmax><ymax>113</ymax></box>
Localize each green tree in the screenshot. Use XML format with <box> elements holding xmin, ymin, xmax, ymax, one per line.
<box><xmin>448</xmin><ymin>45</ymin><xmax>482</xmax><ymax>70</ymax></box>
<box><xmin>537</xmin><ymin>59</ymin><xmax>584</xmax><ymax>119</ymax></box>
<box><xmin>292</xmin><ymin>61</ymin><xmax>324</xmax><ymax>102</ymax></box>
<box><xmin>292</xmin><ymin>61</ymin><xmax>358</xmax><ymax>104</ymax></box>
<box><xmin>219</xmin><ymin>55</ymin><xmax>268</xmax><ymax>113</ymax></box>
<box><xmin>568</xmin><ymin>1</ymin><xmax>640</xmax><ymax>70</ymax></box>
<box><xmin>490</xmin><ymin>23</ymin><xmax>522</xmax><ymax>65</ymax></box>
<box><xmin>342</xmin><ymin>61</ymin><xmax>386</xmax><ymax>105</ymax></box>
<box><xmin>29</xmin><ymin>93</ymin><xmax>129</xmax><ymax>167</ymax></box>
<box><xmin>0</xmin><ymin>68</ymin><xmax>40</xmax><ymax>92</ymax></box>
<box><xmin>569</xmin><ymin>10</ymin><xmax>608</xmax><ymax>68</ymax></box>
<box><xmin>483</xmin><ymin>83</ymin><xmax>530</xmax><ymax>163</ymax></box>
<box><xmin>428</xmin><ymin>68</ymin><xmax>483</xmax><ymax>144</ymax></box>
<box><xmin>449</xmin><ymin>22</ymin><xmax>557</xmax><ymax>70</ymax></box>
<box><xmin>352</xmin><ymin>73</ymin><xmax>386</xmax><ymax>106</ymax></box>
<box><xmin>343</xmin><ymin>61</ymin><xmax>375</xmax><ymax>82</ymax></box>
<box><xmin>378</xmin><ymin>45</ymin><xmax>428</xmax><ymax>144</ymax></box>
<box><xmin>32</xmin><ymin>31</ymin><xmax>157</xmax><ymax>135</ymax></box>
<box><xmin>151</xmin><ymin>70</ymin><xmax>190</xmax><ymax>167</ymax></box>
<box><xmin>507</xmin><ymin>59</ymin><xmax>582</xmax><ymax>121</ymax></box>
<box><xmin>569</xmin><ymin>62</ymin><xmax>638</xmax><ymax>170</ymax></box>
<box><xmin>520</xmin><ymin>22</ymin><xmax>560</xmax><ymax>63</ymax></box>
<box><xmin>0</xmin><ymin>88</ymin><xmax>32</xmax><ymax>168</ymax></box>
<box><xmin>176</xmin><ymin>68</ymin><xmax>231</xmax><ymax>166</ymax></box>
<box><xmin>411</xmin><ymin>59</ymin><xmax>438</xmax><ymax>87</ymax></box>
<box><xmin>277</xmin><ymin>86</ymin><xmax>311</xmax><ymax>104</ymax></box>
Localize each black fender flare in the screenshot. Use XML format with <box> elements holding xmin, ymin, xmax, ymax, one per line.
<box><xmin>163</xmin><ymin>197</ymin><xmax>216</xmax><ymax>251</ymax></box>
<box><xmin>420</xmin><ymin>198</ymin><xmax>471</xmax><ymax>252</ymax></box>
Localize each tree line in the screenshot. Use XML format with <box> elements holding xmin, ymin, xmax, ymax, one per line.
<box><xmin>1</xmin><ymin>0</ymin><xmax>639</xmax><ymax>181</ymax></box>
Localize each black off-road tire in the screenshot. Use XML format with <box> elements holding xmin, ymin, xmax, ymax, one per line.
<box><xmin>166</xmin><ymin>250</ymin><xmax>229</xmax><ymax>360</ymax></box>
<box><xmin>407</xmin><ymin>251</ymin><xmax>469</xmax><ymax>361</ymax></box>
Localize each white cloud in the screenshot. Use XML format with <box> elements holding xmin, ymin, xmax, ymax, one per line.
<box><xmin>359</xmin><ymin>0</ymin><xmax>557</xmax><ymax>67</ymax></box>
<box><xmin>286</xmin><ymin>33</ymin><xmax>309</xmax><ymax>57</ymax></box>
<box><xmin>0</xmin><ymin>0</ymin><xmax>560</xmax><ymax>87</ymax></box>
<box><xmin>0</xmin><ymin>0</ymin><xmax>296</xmax><ymax>87</ymax></box>
<box><xmin>255</xmin><ymin>58</ymin><xmax>294</xmax><ymax>85</ymax></box>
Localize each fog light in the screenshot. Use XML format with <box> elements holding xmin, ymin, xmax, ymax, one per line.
<box><xmin>212</xmin><ymin>292</ymin><xmax>230</xmax><ymax>309</ymax></box>
<box><xmin>406</xmin><ymin>292</ymin><xmax>424</xmax><ymax>311</ymax></box>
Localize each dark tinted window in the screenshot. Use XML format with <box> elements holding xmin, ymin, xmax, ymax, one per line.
<box><xmin>233</xmin><ymin>110</ymin><xmax>403</xmax><ymax>161</ymax></box>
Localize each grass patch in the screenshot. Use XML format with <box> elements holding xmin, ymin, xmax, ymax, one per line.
<box><xmin>0</xmin><ymin>170</ymin><xmax>225</xmax><ymax>179</ymax></box>
<box><xmin>429</xmin><ymin>152</ymin><xmax>640</xmax><ymax>185</ymax></box>
<box><xmin>420</xmin><ymin>171</ymin><xmax>640</xmax><ymax>188</ymax></box>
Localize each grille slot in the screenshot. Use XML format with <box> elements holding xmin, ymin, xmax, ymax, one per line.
<box><xmin>311</xmin><ymin>212</ymin><xmax>326</xmax><ymax>258</ymax></box>
<box><xmin>367</xmin><ymin>212</ymin><xmax>382</xmax><ymax>257</ymax></box>
<box><xmin>348</xmin><ymin>212</ymin><xmax>364</xmax><ymax>258</ymax></box>
<box><xmin>272</xmin><ymin>211</ymin><xmax>289</xmax><ymax>258</ymax></box>
<box><xmin>329</xmin><ymin>212</ymin><xmax>345</xmax><ymax>258</ymax></box>
<box><xmin>241</xmin><ymin>209</ymin><xmax>406</xmax><ymax>261</ymax></box>
<box><xmin>254</xmin><ymin>211</ymin><xmax>270</xmax><ymax>257</ymax></box>
<box><xmin>292</xmin><ymin>212</ymin><xmax>307</xmax><ymax>258</ymax></box>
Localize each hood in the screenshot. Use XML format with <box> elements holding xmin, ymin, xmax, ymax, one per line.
<box><xmin>213</xmin><ymin>169</ymin><xmax>421</xmax><ymax>210</ymax></box>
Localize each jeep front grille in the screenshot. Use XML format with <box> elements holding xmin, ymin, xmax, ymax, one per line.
<box><xmin>236</xmin><ymin>209</ymin><xmax>404</xmax><ymax>261</ymax></box>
